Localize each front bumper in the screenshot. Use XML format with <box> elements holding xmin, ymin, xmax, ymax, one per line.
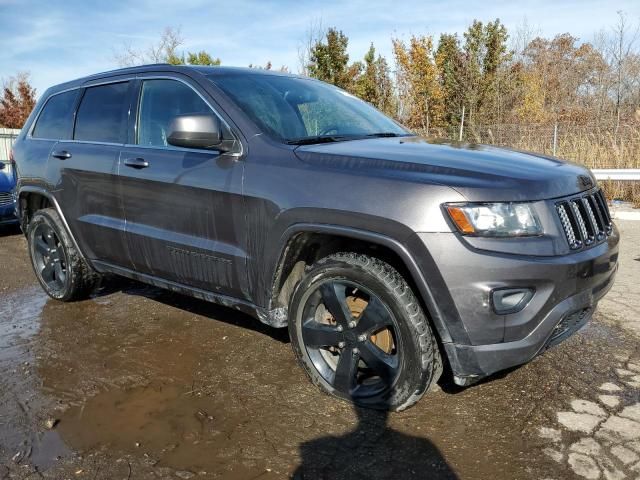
<box><xmin>0</xmin><ymin>202</ymin><xmax>17</xmax><ymax>225</ymax></box>
<box><xmin>414</xmin><ymin>225</ymin><xmax>619</xmax><ymax>383</ymax></box>
<box><xmin>444</xmin><ymin>270</ymin><xmax>615</xmax><ymax>385</ymax></box>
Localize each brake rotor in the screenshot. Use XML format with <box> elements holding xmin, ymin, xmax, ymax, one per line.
<box><xmin>346</xmin><ymin>296</ymin><xmax>394</xmax><ymax>355</ymax></box>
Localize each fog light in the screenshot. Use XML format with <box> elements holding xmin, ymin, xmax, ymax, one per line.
<box><xmin>491</xmin><ymin>288</ymin><xmax>534</xmax><ymax>315</ymax></box>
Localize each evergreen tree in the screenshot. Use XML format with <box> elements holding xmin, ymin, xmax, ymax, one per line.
<box><xmin>187</xmin><ymin>51</ymin><xmax>221</xmax><ymax>66</ymax></box>
<box><xmin>308</xmin><ymin>28</ymin><xmax>353</xmax><ymax>90</ymax></box>
<box><xmin>436</xmin><ymin>33</ymin><xmax>463</xmax><ymax>126</ymax></box>
<box><xmin>354</xmin><ymin>44</ymin><xmax>396</xmax><ymax>115</ymax></box>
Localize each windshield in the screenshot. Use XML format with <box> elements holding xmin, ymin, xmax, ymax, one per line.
<box><xmin>207</xmin><ymin>73</ymin><xmax>409</xmax><ymax>143</ymax></box>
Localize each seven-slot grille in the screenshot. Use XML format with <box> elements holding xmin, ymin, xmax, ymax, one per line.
<box><xmin>0</xmin><ymin>192</ymin><xmax>13</xmax><ymax>207</ymax></box>
<box><xmin>556</xmin><ymin>189</ymin><xmax>612</xmax><ymax>250</ymax></box>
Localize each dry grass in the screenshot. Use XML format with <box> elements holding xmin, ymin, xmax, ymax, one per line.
<box><xmin>424</xmin><ymin>123</ymin><xmax>640</xmax><ymax>207</ymax></box>
<box><xmin>433</xmin><ymin>124</ymin><xmax>640</xmax><ymax>170</ymax></box>
<box><xmin>600</xmin><ymin>180</ymin><xmax>640</xmax><ymax>209</ymax></box>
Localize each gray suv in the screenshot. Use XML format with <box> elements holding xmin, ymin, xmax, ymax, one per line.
<box><xmin>13</xmin><ymin>65</ymin><xmax>619</xmax><ymax>411</ymax></box>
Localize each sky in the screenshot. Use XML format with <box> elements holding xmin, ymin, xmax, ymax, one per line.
<box><xmin>1</xmin><ymin>0</ymin><xmax>639</xmax><ymax>97</ymax></box>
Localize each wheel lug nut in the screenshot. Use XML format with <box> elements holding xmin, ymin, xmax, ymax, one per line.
<box><xmin>358</xmin><ymin>334</ymin><xmax>367</xmax><ymax>342</ymax></box>
<box><xmin>348</xmin><ymin>321</ymin><xmax>356</xmax><ymax>329</ymax></box>
<box><xmin>336</xmin><ymin>325</ymin><xmax>343</xmax><ymax>332</ymax></box>
<box><xmin>338</xmin><ymin>341</ymin><xmax>346</xmax><ymax>348</ymax></box>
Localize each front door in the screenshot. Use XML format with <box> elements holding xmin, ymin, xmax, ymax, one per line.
<box><xmin>119</xmin><ymin>76</ymin><xmax>247</xmax><ymax>299</ymax></box>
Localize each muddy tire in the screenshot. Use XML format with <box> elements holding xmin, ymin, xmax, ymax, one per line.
<box><xmin>289</xmin><ymin>252</ymin><xmax>442</xmax><ymax>411</ymax></box>
<box><xmin>27</xmin><ymin>208</ymin><xmax>99</xmax><ymax>301</ymax></box>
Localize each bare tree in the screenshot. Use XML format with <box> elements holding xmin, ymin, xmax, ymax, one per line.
<box><xmin>510</xmin><ymin>17</ymin><xmax>540</xmax><ymax>61</ymax></box>
<box><xmin>609</xmin><ymin>11</ymin><xmax>639</xmax><ymax>128</ymax></box>
<box><xmin>297</xmin><ymin>18</ymin><xmax>324</xmax><ymax>76</ymax></box>
<box><xmin>114</xmin><ymin>27</ymin><xmax>185</xmax><ymax>67</ymax></box>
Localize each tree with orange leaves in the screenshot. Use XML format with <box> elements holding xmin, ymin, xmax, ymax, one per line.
<box><xmin>0</xmin><ymin>73</ymin><xmax>36</xmax><ymax>129</ymax></box>
<box><xmin>392</xmin><ymin>35</ymin><xmax>445</xmax><ymax>133</ymax></box>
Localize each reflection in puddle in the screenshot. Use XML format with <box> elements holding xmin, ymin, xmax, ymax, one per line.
<box><xmin>0</xmin><ymin>286</ymin><xmax>47</xmax><ymax>349</ymax></box>
<box><xmin>28</xmin><ymin>430</ymin><xmax>71</xmax><ymax>469</ymax></box>
<box><xmin>0</xmin><ymin>286</ymin><xmax>69</xmax><ymax>470</ymax></box>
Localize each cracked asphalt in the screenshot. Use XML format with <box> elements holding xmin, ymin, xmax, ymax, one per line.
<box><xmin>0</xmin><ymin>219</ymin><xmax>639</xmax><ymax>480</ymax></box>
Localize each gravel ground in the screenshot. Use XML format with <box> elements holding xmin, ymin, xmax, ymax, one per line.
<box><xmin>0</xmin><ymin>220</ymin><xmax>638</xmax><ymax>480</ymax></box>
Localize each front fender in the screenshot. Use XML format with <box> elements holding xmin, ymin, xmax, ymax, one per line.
<box><xmin>262</xmin><ymin>221</ymin><xmax>471</xmax><ymax>345</ymax></box>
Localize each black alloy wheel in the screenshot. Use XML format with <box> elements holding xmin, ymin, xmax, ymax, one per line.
<box><xmin>31</xmin><ymin>222</ymin><xmax>69</xmax><ymax>293</ymax></box>
<box><xmin>289</xmin><ymin>253</ymin><xmax>442</xmax><ymax>411</ymax></box>
<box><xmin>27</xmin><ymin>208</ymin><xmax>99</xmax><ymax>301</ymax></box>
<box><xmin>300</xmin><ymin>279</ymin><xmax>401</xmax><ymax>399</ymax></box>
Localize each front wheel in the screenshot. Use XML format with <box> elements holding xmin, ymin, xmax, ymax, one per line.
<box><xmin>289</xmin><ymin>253</ymin><xmax>442</xmax><ymax>411</ymax></box>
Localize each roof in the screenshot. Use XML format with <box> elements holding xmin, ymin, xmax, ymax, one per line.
<box><xmin>46</xmin><ymin>64</ymin><xmax>299</xmax><ymax>95</ymax></box>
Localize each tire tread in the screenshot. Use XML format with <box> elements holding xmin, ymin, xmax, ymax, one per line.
<box><xmin>294</xmin><ymin>252</ymin><xmax>442</xmax><ymax>411</ymax></box>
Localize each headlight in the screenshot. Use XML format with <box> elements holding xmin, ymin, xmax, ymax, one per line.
<box><xmin>445</xmin><ymin>202</ymin><xmax>542</xmax><ymax>237</ymax></box>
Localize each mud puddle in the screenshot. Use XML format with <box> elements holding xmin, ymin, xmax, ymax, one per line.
<box><xmin>0</xmin><ymin>287</ymin><xmax>70</xmax><ymax>470</ymax></box>
<box><xmin>1</xmin><ymin>226</ymin><xmax>639</xmax><ymax>479</ymax></box>
<box><xmin>58</xmin><ymin>383</ymin><xmax>282</xmax><ymax>478</ymax></box>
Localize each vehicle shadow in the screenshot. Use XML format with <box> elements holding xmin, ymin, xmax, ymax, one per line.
<box><xmin>292</xmin><ymin>403</ymin><xmax>458</xmax><ymax>479</ymax></box>
<box><xmin>92</xmin><ymin>276</ymin><xmax>290</xmax><ymax>343</ymax></box>
<box><xmin>437</xmin><ymin>363</ymin><xmax>523</xmax><ymax>394</ymax></box>
<box><xmin>0</xmin><ymin>223</ymin><xmax>21</xmax><ymax>237</ymax></box>
<box><xmin>92</xmin><ymin>276</ymin><xmax>520</xmax><ymax>388</ymax></box>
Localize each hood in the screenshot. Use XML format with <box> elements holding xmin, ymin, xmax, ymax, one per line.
<box><xmin>0</xmin><ymin>162</ymin><xmax>16</xmax><ymax>192</ymax></box>
<box><xmin>294</xmin><ymin>136</ymin><xmax>596</xmax><ymax>201</ymax></box>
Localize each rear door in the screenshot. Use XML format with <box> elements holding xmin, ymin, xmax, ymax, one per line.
<box><xmin>119</xmin><ymin>75</ymin><xmax>247</xmax><ymax>298</ymax></box>
<box><xmin>53</xmin><ymin>80</ymin><xmax>132</xmax><ymax>267</ymax></box>
<box><xmin>24</xmin><ymin>89</ymin><xmax>79</xmax><ymax>215</ymax></box>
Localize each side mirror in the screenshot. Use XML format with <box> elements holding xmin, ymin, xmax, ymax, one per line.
<box><xmin>167</xmin><ymin>114</ymin><xmax>226</xmax><ymax>151</ymax></box>
<box><xmin>0</xmin><ymin>163</ymin><xmax>5</xmax><ymax>171</ymax></box>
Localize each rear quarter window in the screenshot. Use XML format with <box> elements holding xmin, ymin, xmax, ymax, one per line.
<box><xmin>74</xmin><ymin>82</ymin><xmax>130</xmax><ymax>143</ymax></box>
<box><xmin>31</xmin><ymin>90</ymin><xmax>79</xmax><ymax>140</ymax></box>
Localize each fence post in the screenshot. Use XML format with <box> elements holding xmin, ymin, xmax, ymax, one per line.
<box><xmin>552</xmin><ymin>123</ymin><xmax>558</xmax><ymax>156</ymax></box>
<box><xmin>458</xmin><ymin>106</ymin><xmax>465</xmax><ymax>142</ymax></box>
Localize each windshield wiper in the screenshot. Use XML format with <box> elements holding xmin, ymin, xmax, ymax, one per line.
<box><xmin>286</xmin><ymin>132</ymin><xmax>409</xmax><ymax>145</ymax></box>
<box><xmin>365</xmin><ymin>132</ymin><xmax>406</xmax><ymax>138</ymax></box>
<box><xmin>285</xmin><ymin>135</ymin><xmax>355</xmax><ymax>146</ymax></box>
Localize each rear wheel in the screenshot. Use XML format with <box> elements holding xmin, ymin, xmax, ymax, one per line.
<box><xmin>289</xmin><ymin>252</ymin><xmax>442</xmax><ymax>411</ymax></box>
<box><xmin>27</xmin><ymin>208</ymin><xmax>99</xmax><ymax>301</ymax></box>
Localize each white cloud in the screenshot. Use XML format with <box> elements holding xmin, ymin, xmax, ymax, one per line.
<box><xmin>0</xmin><ymin>0</ymin><xmax>638</xmax><ymax>94</ymax></box>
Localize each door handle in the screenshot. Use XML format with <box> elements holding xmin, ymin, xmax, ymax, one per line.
<box><xmin>123</xmin><ymin>157</ymin><xmax>149</xmax><ymax>169</ymax></box>
<box><xmin>51</xmin><ymin>150</ymin><xmax>72</xmax><ymax>160</ymax></box>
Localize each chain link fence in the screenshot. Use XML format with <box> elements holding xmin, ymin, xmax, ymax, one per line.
<box><xmin>417</xmin><ymin>122</ymin><xmax>640</xmax><ymax>206</ymax></box>
<box><xmin>421</xmin><ymin>123</ymin><xmax>640</xmax><ymax>170</ymax></box>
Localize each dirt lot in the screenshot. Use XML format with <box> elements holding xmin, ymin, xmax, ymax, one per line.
<box><xmin>0</xmin><ymin>221</ymin><xmax>639</xmax><ymax>480</ymax></box>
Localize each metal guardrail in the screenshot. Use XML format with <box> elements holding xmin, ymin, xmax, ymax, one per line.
<box><xmin>592</xmin><ymin>169</ymin><xmax>640</xmax><ymax>181</ymax></box>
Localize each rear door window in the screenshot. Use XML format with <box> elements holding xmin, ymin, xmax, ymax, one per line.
<box><xmin>32</xmin><ymin>90</ymin><xmax>79</xmax><ymax>140</ymax></box>
<box><xmin>74</xmin><ymin>82</ymin><xmax>130</xmax><ymax>143</ymax></box>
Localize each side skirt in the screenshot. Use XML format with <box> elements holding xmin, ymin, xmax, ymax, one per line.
<box><xmin>92</xmin><ymin>260</ymin><xmax>267</xmax><ymax>321</ymax></box>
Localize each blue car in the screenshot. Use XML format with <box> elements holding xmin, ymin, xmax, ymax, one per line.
<box><xmin>0</xmin><ymin>159</ymin><xmax>17</xmax><ymax>225</ymax></box>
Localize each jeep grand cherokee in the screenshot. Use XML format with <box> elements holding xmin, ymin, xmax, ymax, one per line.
<box><xmin>12</xmin><ymin>65</ymin><xmax>619</xmax><ymax>410</ymax></box>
